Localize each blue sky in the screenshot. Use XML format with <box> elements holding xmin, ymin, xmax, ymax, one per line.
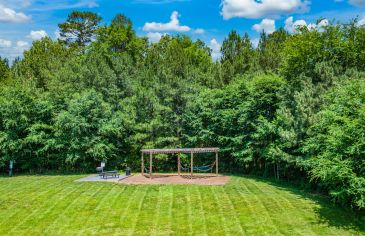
<box><xmin>0</xmin><ymin>0</ymin><xmax>365</xmax><ymax>61</ymax></box>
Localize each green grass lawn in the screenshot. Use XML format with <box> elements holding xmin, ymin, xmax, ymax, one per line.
<box><xmin>0</xmin><ymin>175</ymin><xmax>364</xmax><ymax>236</ymax></box>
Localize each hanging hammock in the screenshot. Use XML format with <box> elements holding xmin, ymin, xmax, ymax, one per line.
<box><xmin>181</xmin><ymin>161</ymin><xmax>216</xmax><ymax>173</ymax></box>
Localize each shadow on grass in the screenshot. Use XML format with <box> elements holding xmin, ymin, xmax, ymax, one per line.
<box><xmin>237</xmin><ymin>174</ymin><xmax>365</xmax><ymax>233</ymax></box>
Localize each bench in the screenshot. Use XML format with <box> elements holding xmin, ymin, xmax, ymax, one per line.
<box><xmin>100</xmin><ymin>171</ymin><xmax>120</xmax><ymax>179</ymax></box>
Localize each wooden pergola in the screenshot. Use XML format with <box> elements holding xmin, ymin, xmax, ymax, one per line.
<box><xmin>141</xmin><ymin>148</ymin><xmax>220</xmax><ymax>178</ymax></box>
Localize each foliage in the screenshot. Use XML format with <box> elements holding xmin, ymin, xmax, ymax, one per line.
<box><xmin>96</xmin><ymin>14</ymin><xmax>147</xmax><ymax>62</ymax></box>
<box><xmin>304</xmin><ymin>78</ymin><xmax>365</xmax><ymax>209</ymax></box>
<box><xmin>257</xmin><ymin>28</ymin><xmax>288</xmax><ymax>73</ymax></box>
<box><xmin>221</xmin><ymin>31</ymin><xmax>255</xmax><ymax>83</ymax></box>
<box><xmin>183</xmin><ymin>74</ymin><xmax>286</xmax><ymax>173</ymax></box>
<box><xmin>54</xmin><ymin>90</ymin><xmax>119</xmax><ymax>169</ymax></box>
<box><xmin>58</xmin><ymin>11</ymin><xmax>102</xmax><ymax>47</ymax></box>
<box><xmin>0</xmin><ymin>11</ymin><xmax>365</xmax><ymax>210</ymax></box>
<box><xmin>0</xmin><ymin>84</ymin><xmax>53</xmax><ymax>171</ymax></box>
<box><xmin>0</xmin><ymin>57</ymin><xmax>10</xmax><ymax>82</ymax></box>
<box><xmin>16</xmin><ymin>37</ymin><xmax>72</xmax><ymax>89</ymax></box>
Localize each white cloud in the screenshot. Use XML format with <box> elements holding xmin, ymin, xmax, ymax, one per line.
<box><xmin>54</xmin><ymin>30</ymin><xmax>63</xmax><ymax>40</ymax></box>
<box><xmin>251</xmin><ymin>38</ymin><xmax>260</xmax><ymax>48</ymax></box>
<box><xmin>209</xmin><ymin>38</ymin><xmax>221</xmax><ymax>61</ymax></box>
<box><xmin>0</xmin><ymin>0</ymin><xmax>31</xmax><ymax>9</ymax></box>
<box><xmin>349</xmin><ymin>0</ymin><xmax>365</xmax><ymax>6</ymax></box>
<box><xmin>253</xmin><ymin>18</ymin><xmax>276</xmax><ymax>34</ymax></box>
<box><xmin>317</xmin><ymin>19</ymin><xmax>329</xmax><ymax>28</ymax></box>
<box><xmin>307</xmin><ymin>23</ymin><xmax>316</xmax><ymax>31</ymax></box>
<box><xmin>285</xmin><ymin>17</ymin><xmax>329</xmax><ymax>33</ymax></box>
<box><xmin>284</xmin><ymin>16</ymin><xmax>307</xmax><ymax>33</ymax></box>
<box><xmin>0</xmin><ymin>39</ymin><xmax>12</xmax><ymax>48</ymax></box>
<box><xmin>16</xmin><ymin>41</ymin><xmax>29</xmax><ymax>48</ymax></box>
<box><xmin>221</xmin><ymin>0</ymin><xmax>310</xmax><ymax>19</ymax></box>
<box><xmin>358</xmin><ymin>16</ymin><xmax>365</xmax><ymax>26</ymax></box>
<box><xmin>27</xmin><ymin>30</ymin><xmax>48</xmax><ymax>41</ymax></box>
<box><xmin>193</xmin><ymin>28</ymin><xmax>205</xmax><ymax>34</ymax></box>
<box><xmin>0</xmin><ymin>39</ymin><xmax>30</xmax><ymax>62</ymax></box>
<box><xmin>0</xmin><ymin>5</ymin><xmax>30</xmax><ymax>23</ymax></box>
<box><xmin>143</xmin><ymin>11</ymin><xmax>190</xmax><ymax>32</ymax></box>
<box><xmin>147</xmin><ymin>32</ymin><xmax>164</xmax><ymax>43</ymax></box>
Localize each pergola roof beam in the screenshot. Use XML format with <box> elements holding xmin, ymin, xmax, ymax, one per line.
<box><xmin>141</xmin><ymin>148</ymin><xmax>219</xmax><ymax>154</ymax></box>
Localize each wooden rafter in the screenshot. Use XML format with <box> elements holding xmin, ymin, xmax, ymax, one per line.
<box><xmin>141</xmin><ymin>147</ymin><xmax>219</xmax><ymax>154</ymax></box>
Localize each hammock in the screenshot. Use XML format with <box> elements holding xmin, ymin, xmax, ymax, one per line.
<box><xmin>181</xmin><ymin>161</ymin><xmax>216</xmax><ymax>173</ymax></box>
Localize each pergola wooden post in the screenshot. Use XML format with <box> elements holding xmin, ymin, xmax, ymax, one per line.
<box><xmin>141</xmin><ymin>152</ymin><xmax>144</xmax><ymax>175</ymax></box>
<box><xmin>191</xmin><ymin>151</ymin><xmax>194</xmax><ymax>177</ymax></box>
<box><xmin>178</xmin><ymin>153</ymin><xmax>181</xmax><ymax>176</ymax></box>
<box><xmin>149</xmin><ymin>152</ymin><xmax>152</xmax><ymax>178</ymax></box>
<box><xmin>216</xmin><ymin>151</ymin><xmax>219</xmax><ymax>176</ymax></box>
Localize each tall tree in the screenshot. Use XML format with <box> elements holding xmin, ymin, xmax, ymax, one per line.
<box><xmin>0</xmin><ymin>57</ymin><xmax>10</xmax><ymax>82</ymax></box>
<box><xmin>16</xmin><ymin>37</ymin><xmax>70</xmax><ymax>89</ymax></box>
<box><xmin>304</xmin><ymin>77</ymin><xmax>365</xmax><ymax>209</ymax></box>
<box><xmin>58</xmin><ymin>11</ymin><xmax>101</xmax><ymax>47</ymax></box>
<box><xmin>257</xmin><ymin>28</ymin><xmax>288</xmax><ymax>72</ymax></box>
<box><xmin>96</xmin><ymin>14</ymin><xmax>147</xmax><ymax>61</ymax></box>
<box><xmin>221</xmin><ymin>31</ymin><xmax>255</xmax><ymax>83</ymax></box>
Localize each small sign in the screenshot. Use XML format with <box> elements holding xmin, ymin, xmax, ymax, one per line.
<box><xmin>9</xmin><ymin>160</ymin><xmax>13</xmax><ymax>177</ymax></box>
<box><xmin>101</xmin><ymin>162</ymin><xmax>105</xmax><ymax>168</ymax></box>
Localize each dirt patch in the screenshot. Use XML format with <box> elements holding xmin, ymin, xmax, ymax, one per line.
<box><xmin>119</xmin><ymin>173</ymin><xmax>230</xmax><ymax>186</ymax></box>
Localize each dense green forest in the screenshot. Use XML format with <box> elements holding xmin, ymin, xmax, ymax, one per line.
<box><xmin>0</xmin><ymin>12</ymin><xmax>364</xmax><ymax>210</ymax></box>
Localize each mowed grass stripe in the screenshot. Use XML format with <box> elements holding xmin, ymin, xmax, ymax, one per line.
<box><xmin>0</xmin><ymin>177</ymin><xmax>48</xmax><ymax>226</ymax></box>
<box><xmin>231</xmin><ymin>180</ymin><xmax>269</xmax><ymax>234</ymax></box>
<box><xmin>190</xmin><ymin>186</ymin><xmax>208</xmax><ymax>236</ymax></box>
<box><xmin>122</xmin><ymin>186</ymin><xmax>149</xmax><ymax>236</ymax></box>
<box><xmin>6</xmin><ymin>181</ymin><xmax>80</xmax><ymax>235</ymax></box>
<box><xmin>151</xmin><ymin>186</ymin><xmax>163</xmax><ymax>236</ymax></box>
<box><xmin>0</xmin><ymin>176</ymin><xmax>63</xmax><ymax>213</ymax></box>
<box><xmin>0</xmin><ymin>176</ymin><xmax>68</xmax><ymax>232</ymax></box>
<box><xmin>219</xmin><ymin>187</ymin><xmax>245</xmax><ymax>235</ymax></box>
<box><xmin>93</xmin><ymin>185</ymin><xmax>128</xmax><ymax>235</ymax></box>
<box><xmin>246</xmin><ymin>178</ymin><xmax>303</xmax><ymax>236</ymax></box>
<box><xmin>167</xmin><ymin>185</ymin><xmax>174</xmax><ymax>235</ymax></box>
<box><xmin>228</xmin><ymin>184</ymin><xmax>264</xmax><ymax>234</ymax></box>
<box><xmin>210</xmin><ymin>186</ymin><xmax>238</xmax><ymax>235</ymax></box>
<box><xmin>248</xmin><ymin>179</ymin><xmax>315</xmax><ymax>236</ymax></box>
<box><xmin>239</xmin><ymin>177</ymin><xmax>280</xmax><ymax>234</ymax></box>
<box><xmin>171</xmin><ymin>186</ymin><xmax>190</xmax><ymax>234</ymax></box>
<box><xmin>201</xmin><ymin>187</ymin><xmax>229</xmax><ymax>235</ymax></box>
<box><xmin>185</xmin><ymin>186</ymin><xmax>193</xmax><ymax>235</ymax></box>
<box><xmin>115</xmin><ymin>186</ymin><xmax>141</xmax><ymax>235</ymax></box>
<box><xmin>23</xmin><ymin>185</ymin><xmax>85</xmax><ymax>235</ymax></box>
<box><xmin>33</xmin><ymin>184</ymin><xmax>89</xmax><ymax>235</ymax></box>
<box><xmin>244</xmin><ymin>178</ymin><xmax>288</xmax><ymax>235</ymax></box>
<box><xmin>1</xmin><ymin>175</ymin><xmax>364</xmax><ymax>236</ymax></box>
<box><xmin>55</xmin><ymin>184</ymin><xmax>107</xmax><ymax>235</ymax></box>
<box><xmin>153</xmin><ymin>185</ymin><xmax>174</xmax><ymax>235</ymax></box>
<box><xmin>45</xmin><ymin>183</ymin><xmax>106</xmax><ymax>235</ymax></box>
<box><xmin>266</xmin><ymin>181</ymin><xmax>359</xmax><ymax>235</ymax></box>
<box><xmin>132</xmin><ymin>185</ymin><xmax>161</xmax><ymax>235</ymax></box>
<box><xmin>76</xmin><ymin>184</ymin><xmax>125</xmax><ymax>235</ymax></box>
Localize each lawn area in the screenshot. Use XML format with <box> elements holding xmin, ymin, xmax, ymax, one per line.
<box><xmin>0</xmin><ymin>175</ymin><xmax>364</xmax><ymax>236</ymax></box>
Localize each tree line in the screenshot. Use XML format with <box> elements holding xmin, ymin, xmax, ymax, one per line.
<box><xmin>0</xmin><ymin>11</ymin><xmax>364</xmax><ymax>210</ymax></box>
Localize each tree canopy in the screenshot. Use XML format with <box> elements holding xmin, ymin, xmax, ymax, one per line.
<box><xmin>1</xmin><ymin>12</ymin><xmax>365</xmax><ymax>210</ymax></box>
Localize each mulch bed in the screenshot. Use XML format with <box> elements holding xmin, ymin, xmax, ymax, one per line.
<box><xmin>119</xmin><ymin>173</ymin><xmax>230</xmax><ymax>186</ymax></box>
